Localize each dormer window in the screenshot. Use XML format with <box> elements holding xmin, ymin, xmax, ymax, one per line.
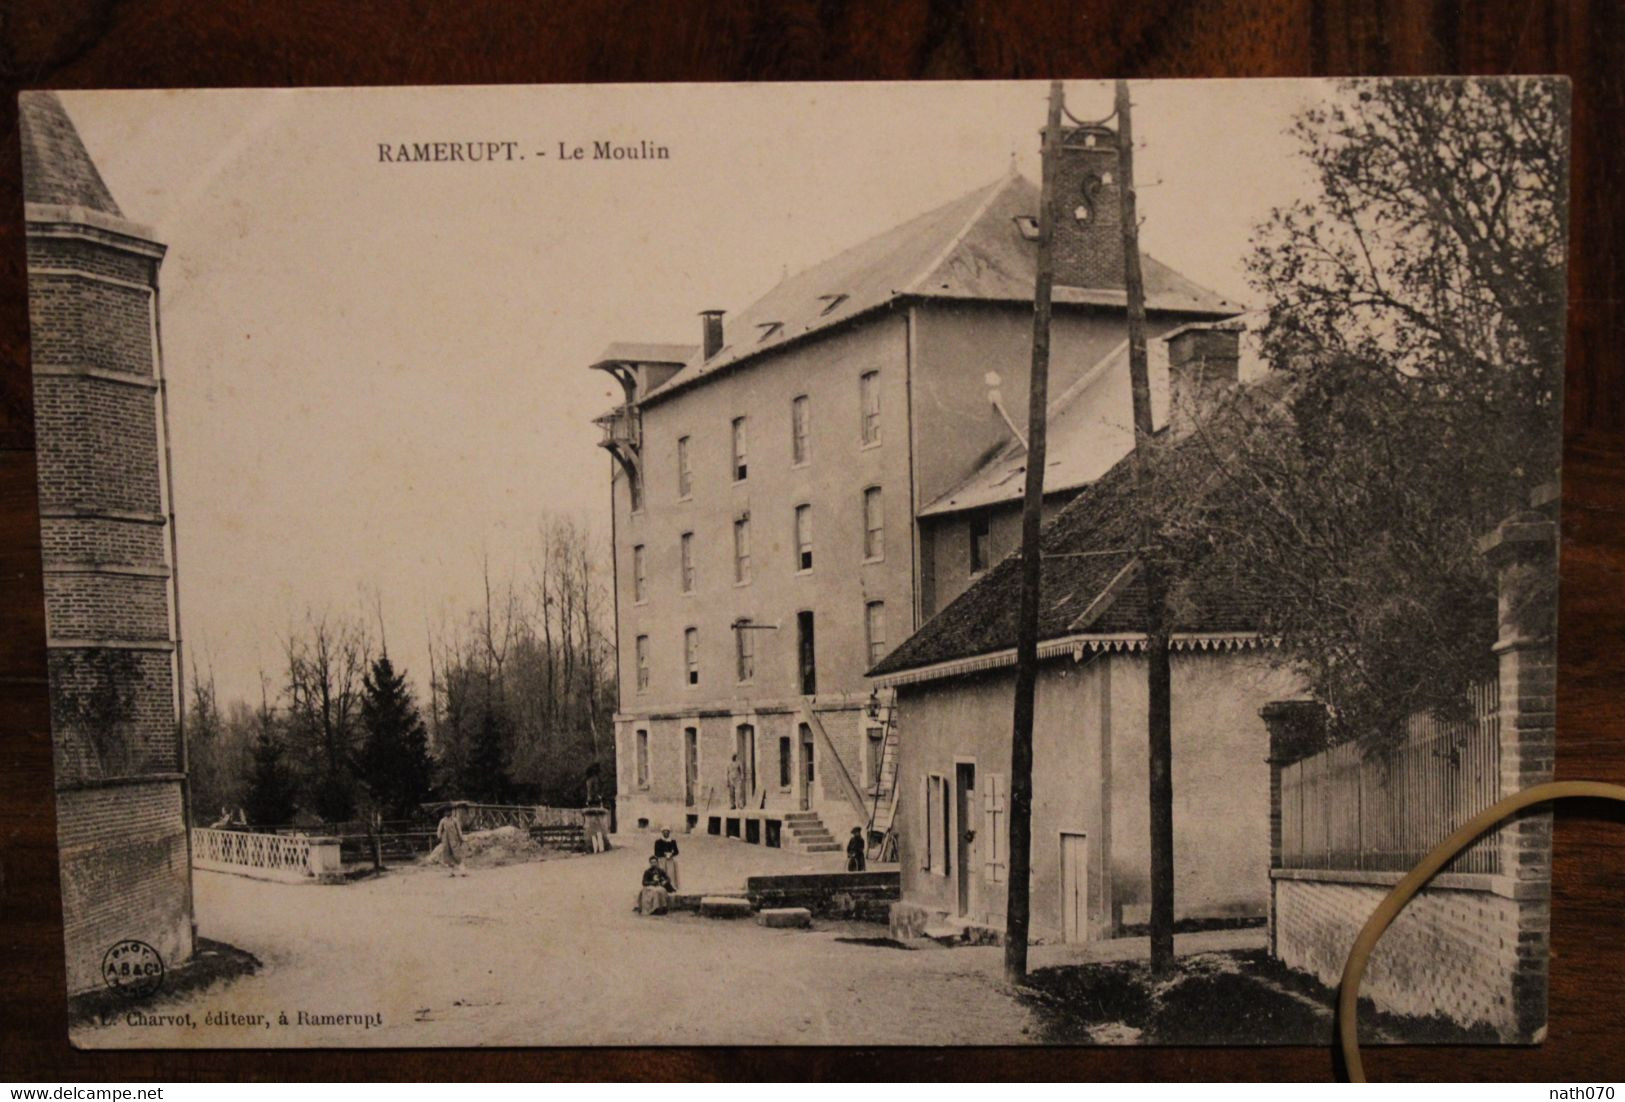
<box><xmin>756</xmin><ymin>322</ymin><xmax>784</xmax><ymax>343</ymax></box>
<box><xmin>817</xmin><ymin>293</ymin><xmax>849</xmax><ymax>316</ymax></box>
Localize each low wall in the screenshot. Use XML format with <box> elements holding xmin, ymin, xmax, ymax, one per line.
<box><xmin>746</xmin><ymin>870</ymin><xmax>898</xmax><ymax>921</ymax></box>
<box><xmin>1270</xmin><ymin>869</ymin><xmax>1547</xmax><ymax>1041</ymax></box>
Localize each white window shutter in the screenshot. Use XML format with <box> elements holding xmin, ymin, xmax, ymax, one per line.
<box><xmin>984</xmin><ymin>773</ymin><xmax>1008</xmax><ymax>884</ymax></box>
<box><xmin>921</xmin><ymin>773</ymin><xmax>931</xmax><ymax>871</ymax></box>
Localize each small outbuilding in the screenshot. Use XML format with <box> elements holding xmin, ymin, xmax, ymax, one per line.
<box><xmin>870</xmin><ymin>321</ymin><xmax>1304</xmax><ymax>944</ymax></box>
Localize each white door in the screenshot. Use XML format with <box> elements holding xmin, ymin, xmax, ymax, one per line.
<box><xmin>1060</xmin><ymin>831</ymin><xmax>1088</xmax><ymax>943</ymax></box>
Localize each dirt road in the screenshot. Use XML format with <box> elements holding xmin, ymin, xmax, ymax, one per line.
<box><xmin>75</xmin><ymin>834</ymin><xmax>1045</xmax><ymax>1047</ymax></box>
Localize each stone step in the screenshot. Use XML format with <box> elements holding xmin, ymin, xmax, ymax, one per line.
<box><xmin>802</xmin><ymin>843</ymin><xmax>842</xmax><ymax>853</ymax></box>
<box><xmin>699</xmin><ymin>896</ymin><xmax>754</xmax><ymax>919</ymax></box>
<box><xmin>781</xmin><ymin>812</ymin><xmax>821</xmax><ymax>822</ymax></box>
<box><xmin>757</xmin><ymin>907</ymin><xmax>812</xmax><ymax>929</ymax></box>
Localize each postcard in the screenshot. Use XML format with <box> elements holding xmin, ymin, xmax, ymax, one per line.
<box><xmin>19</xmin><ymin>78</ymin><xmax>1565</xmax><ymax>1046</ymax></box>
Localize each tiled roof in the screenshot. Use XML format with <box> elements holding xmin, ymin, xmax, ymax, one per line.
<box><xmin>19</xmin><ymin>92</ymin><xmax>122</xmax><ymax>216</ymax></box>
<box><xmin>869</xmin><ymin>388</ymin><xmax>1272</xmax><ymax>678</ymax></box>
<box><xmin>639</xmin><ymin>174</ymin><xmax>1240</xmax><ymax>406</ymax></box>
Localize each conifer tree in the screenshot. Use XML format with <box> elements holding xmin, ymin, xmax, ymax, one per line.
<box><xmin>357</xmin><ymin>654</ymin><xmax>436</xmax><ymax>818</ymax></box>
<box><xmin>244</xmin><ymin>728</ymin><xmax>299</xmax><ymax>827</ymax></box>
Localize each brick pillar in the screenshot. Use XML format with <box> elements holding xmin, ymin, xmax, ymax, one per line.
<box><xmin>1260</xmin><ymin>699</ymin><xmax>1327</xmax><ymax>957</ymax></box>
<box><xmin>1479</xmin><ymin>511</ymin><xmax>1557</xmax><ymax>1039</ymax></box>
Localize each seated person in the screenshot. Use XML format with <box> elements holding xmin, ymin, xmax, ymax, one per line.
<box><xmin>636</xmin><ymin>856</ymin><xmax>674</xmax><ymax>915</ymax></box>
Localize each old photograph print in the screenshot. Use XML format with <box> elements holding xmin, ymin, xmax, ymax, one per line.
<box><xmin>20</xmin><ymin>78</ymin><xmax>1565</xmax><ymax>1047</ymax></box>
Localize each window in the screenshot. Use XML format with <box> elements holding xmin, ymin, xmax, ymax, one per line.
<box><xmin>860</xmin><ymin>371</ymin><xmax>881</xmax><ymax>445</ymax></box>
<box><xmin>863</xmin><ymin>486</ymin><xmax>884</xmax><ymax>560</ymax></box>
<box><xmin>684</xmin><ymin>627</ymin><xmax>699</xmax><ymax>686</ymax></box>
<box><xmin>866</xmin><ymin>726</ymin><xmax>885</xmax><ymax>791</ymax></box>
<box><xmin>794</xmin><ymin>504</ymin><xmax>813</xmax><ymax>571</ymax></box>
<box><xmin>735</xmin><ymin>623</ymin><xmax>754</xmax><ymax>683</ymax></box>
<box><xmin>680</xmin><ymin>532</ymin><xmax>695</xmax><ymax>593</ymax></box>
<box><xmin>865</xmin><ymin>600</ymin><xmax>887</xmax><ymax>666</ymax></box>
<box><xmin>778</xmin><ymin>735</ymin><xmax>792</xmax><ymax>789</ymax></box>
<box><xmin>969</xmin><ymin>511</ymin><xmax>991</xmax><ymax>575</ymax></box>
<box><xmin>628</xmin><ymin>468</ymin><xmax>644</xmax><ymax>513</ymax></box>
<box><xmin>731</xmin><ymin>416</ymin><xmax>748</xmax><ymax>481</ymax></box>
<box><xmin>635</xmin><ymin>635</ymin><xmax>650</xmax><ymax>692</ymax></box>
<box><xmin>733</xmin><ymin>516</ymin><xmax>751</xmax><ymax>584</ymax></box>
<box><xmin>791</xmin><ymin>395</ymin><xmax>810</xmax><ymax>465</ymax></box>
<box><xmin>636</xmin><ymin>729</ymin><xmax>650</xmax><ymax>789</ymax></box>
<box><xmin>676</xmin><ymin>435</ymin><xmax>693</xmax><ymax>499</ymax></box>
<box><xmin>632</xmin><ymin>544</ymin><xmax>647</xmax><ymax>603</ymax></box>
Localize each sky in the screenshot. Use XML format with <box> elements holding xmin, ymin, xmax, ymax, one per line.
<box><xmin>61</xmin><ymin>80</ymin><xmax>1319</xmax><ymax>706</ymax></box>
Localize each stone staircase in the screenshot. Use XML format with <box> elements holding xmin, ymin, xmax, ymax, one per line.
<box><xmin>782</xmin><ymin>810</ymin><xmax>842</xmax><ymax>854</ymax></box>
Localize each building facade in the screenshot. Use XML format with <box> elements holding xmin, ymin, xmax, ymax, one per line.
<box><xmin>873</xmin><ymin>321</ymin><xmax>1305</xmax><ymax>944</ymax></box>
<box><xmin>592</xmin><ymin>127</ymin><xmax>1237</xmax><ymax>847</ymax></box>
<box><xmin>22</xmin><ymin>92</ymin><xmax>193</xmax><ymax>993</ymax></box>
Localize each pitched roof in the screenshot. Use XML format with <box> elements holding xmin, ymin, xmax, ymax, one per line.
<box><xmin>869</xmin><ymin>395</ymin><xmax>1271</xmax><ymax>679</ymax></box>
<box><xmin>18</xmin><ymin>92</ymin><xmax>122</xmax><ymax>216</ymax></box>
<box><xmin>921</xmin><ymin>314</ymin><xmax>1266</xmax><ymax>517</ymax></box>
<box><xmin>919</xmin><ymin>338</ymin><xmax>1170</xmax><ymax>517</ymax></box>
<box><xmin>639</xmin><ymin>174</ymin><xmax>1240</xmax><ymax>406</ymax></box>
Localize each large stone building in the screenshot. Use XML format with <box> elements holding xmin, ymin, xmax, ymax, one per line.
<box><xmin>22</xmin><ymin>92</ymin><xmax>193</xmax><ymax>993</ymax></box>
<box><xmin>591</xmin><ymin>122</ymin><xmax>1237</xmax><ymax>848</ymax></box>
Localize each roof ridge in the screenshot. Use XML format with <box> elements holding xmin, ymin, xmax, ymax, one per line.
<box><xmin>900</xmin><ymin>173</ymin><xmax>1024</xmax><ymax>297</ymax></box>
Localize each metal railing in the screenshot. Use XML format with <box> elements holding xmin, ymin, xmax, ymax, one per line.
<box><xmin>1280</xmin><ymin>680</ymin><xmax>1502</xmax><ymax>875</ymax></box>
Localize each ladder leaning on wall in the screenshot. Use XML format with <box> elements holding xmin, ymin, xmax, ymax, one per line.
<box><xmin>865</xmin><ymin>708</ymin><xmax>901</xmax><ymax>862</ymax></box>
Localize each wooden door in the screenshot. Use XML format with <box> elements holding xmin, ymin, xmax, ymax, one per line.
<box><xmin>799</xmin><ymin>723</ymin><xmax>814</xmax><ymax>810</ymax></box>
<box><xmin>955</xmin><ymin>763</ymin><xmax>975</xmax><ymax>916</ymax></box>
<box><xmin>684</xmin><ymin>727</ymin><xmax>698</xmax><ymax>806</ymax></box>
<box><xmin>1061</xmin><ymin>831</ymin><xmax>1089</xmax><ymax>943</ymax></box>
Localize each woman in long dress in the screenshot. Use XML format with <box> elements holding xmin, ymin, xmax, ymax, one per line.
<box><xmin>653</xmin><ymin>827</ymin><xmax>680</xmax><ymax>890</ymax></box>
<box><xmin>636</xmin><ymin>857</ymin><xmax>673</xmax><ymax>915</ymax></box>
<box><xmin>436</xmin><ymin>805</ymin><xmax>468</xmax><ymax>877</ymax></box>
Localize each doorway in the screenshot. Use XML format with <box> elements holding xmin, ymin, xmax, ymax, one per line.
<box><xmin>1060</xmin><ymin>831</ymin><xmax>1089</xmax><ymax>943</ymax></box>
<box><xmin>683</xmin><ymin>727</ymin><xmax>699</xmax><ymax>807</ymax></box>
<box><xmin>797</xmin><ymin>610</ymin><xmax>817</xmax><ymax>695</ymax></box>
<box><xmin>798</xmin><ymin>723</ymin><xmax>815</xmax><ymax>810</ymax></box>
<box><xmin>735</xmin><ymin>723</ymin><xmax>756</xmax><ymax>806</ymax></box>
<box><xmin>955</xmin><ymin>762</ymin><xmax>976</xmax><ymax>916</ymax></box>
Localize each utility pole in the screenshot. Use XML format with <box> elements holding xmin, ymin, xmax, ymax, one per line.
<box><xmin>1115</xmin><ymin>78</ymin><xmax>1176</xmax><ymax>973</ymax></box>
<box><xmin>1003</xmin><ymin>79</ymin><xmax>1064</xmax><ymax>985</ymax></box>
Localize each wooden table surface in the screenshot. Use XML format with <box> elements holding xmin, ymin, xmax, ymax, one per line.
<box><xmin>2</xmin><ymin>0</ymin><xmax>1621</xmax><ymax>1081</ymax></box>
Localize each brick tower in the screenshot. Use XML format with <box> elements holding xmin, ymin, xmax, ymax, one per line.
<box><xmin>21</xmin><ymin>91</ymin><xmax>193</xmax><ymax>994</ymax></box>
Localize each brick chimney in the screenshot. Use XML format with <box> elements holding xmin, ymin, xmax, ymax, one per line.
<box><xmin>1165</xmin><ymin>324</ymin><xmax>1240</xmax><ymax>435</ymax></box>
<box><xmin>700</xmin><ymin>309</ymin><xmax>725</xmax><ymax>360</ymax></box>
<box><xmin>1051</xmin><ymin>124</ymin><xmax>1125</xmax><ymax>290</ymax></box>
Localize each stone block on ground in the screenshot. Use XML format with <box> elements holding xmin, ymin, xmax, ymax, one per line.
<box><xmin>757</xmin><ymin>907</ymin><xmax>812</xmax><ymax>928</ymax></box>
<box><xmin>699</xmin><ymin>895</ymin><xmax>753</xmax><ymax>919</ymax></box>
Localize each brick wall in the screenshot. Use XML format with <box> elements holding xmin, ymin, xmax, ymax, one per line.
<box><xmin>48</xmin><ymin>648</ymin><xmax>178</xmax><ymax>782</ymax></box>
<box><xmin>1051</xmin><ymin>124</ymin><xmax>1124</xmax><ymax>290</ymax></box>
<box><xmin>55</xmin><ymin>781</ymin><xmax>192</xmax><ymax>995</ymax></box>
<box><xmin>33</xmin><ymin>376</ymin><xmax>163</xmax><ymax>513</ymax></box>
<box><xmin>1273</xmin><ymin>874</ymin><xmax>1533</xmax><ymax>1037</ymax></box>
<box><xmin>40</xmin><ymin>514</ymin><xmax>167</xmax><ymax>566</ymax></box>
